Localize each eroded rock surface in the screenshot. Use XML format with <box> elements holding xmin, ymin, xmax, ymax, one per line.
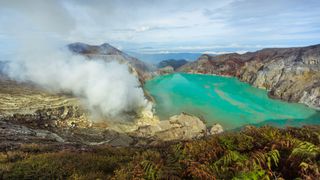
<box><xmin>0</xmin><ymin>76</ymin><xmax>90</xmax><ymax>129</ymax></box>
<box><xmin>179</xmin><ymin>44</ymin><xmax>320</xmax><ymax>109</ymax></box>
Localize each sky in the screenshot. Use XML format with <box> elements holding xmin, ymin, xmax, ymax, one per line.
<box><xmin>0</xmin><ymin>0</ymin><xmax>320</xmax><ymax>55</ymax></box>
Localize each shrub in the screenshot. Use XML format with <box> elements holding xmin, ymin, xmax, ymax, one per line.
<box><xmin>1</xmin><ymin>125</ymin><xmax>319</xmax><ymax>179</ymax></box>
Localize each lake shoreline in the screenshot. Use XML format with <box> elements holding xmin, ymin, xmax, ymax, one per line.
<box><xmin>145</xmin><ymin>73</ymin><xmax>320</xmax><ymax>130</ymax></box>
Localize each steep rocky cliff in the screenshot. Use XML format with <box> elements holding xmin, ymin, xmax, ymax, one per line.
<box><xmin>178</xmin><ymin>44</ymin><xmax>320</xmax><ymax>109</ymax></box>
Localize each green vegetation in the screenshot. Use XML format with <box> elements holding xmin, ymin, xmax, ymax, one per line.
<box><xmin>1</xmin><ymin>125</ymin><xmax>319</xmax><ymax>179</ymax></box>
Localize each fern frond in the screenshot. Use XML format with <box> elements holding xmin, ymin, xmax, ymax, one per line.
<box><xmin>141</xmin><ymin>160</ymin><xmax>158</xmax><ymax>180</ymax></box>
<box><xmin>289</xmin><ymin>141</ymin><xmax>320</xmax><ymax>160</ymax></box>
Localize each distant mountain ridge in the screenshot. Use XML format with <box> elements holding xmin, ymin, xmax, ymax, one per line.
<box><xmin>179</xmin><ymin>44</ymin><xmax>320</xmax><ymax>109</ymax></box>
<box><xmin>68</xmin><ymin>42</ymin><xmax>130</xmax><ymax>57</ymax></box>
<box><xmin>126</xmin><ymin>52</ymin><xmax>202</xmax><ymax>64</ymax></box>
<box><xmin>157</xmin><ymin>59</ymin><xmax>188</xmax><ymax>70</ymax></box>
<box><xmin>68</xmin><ymin>42</ymin><xmax>152</xmax><ymax>82</ymax></box>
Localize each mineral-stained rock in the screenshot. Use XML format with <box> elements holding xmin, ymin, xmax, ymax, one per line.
<box><xmin>0</xmin><ymin>76</ymin><xmax>90</xmax><ymax>129</ymax></box>
<box><xmin>210</xmin><ymin>123</ymin><xmax>224</xmax><ymax>135</ymax></box>
<box><xmin>179</xmin><ymin>44</ymin><xmax>320</xmax><ymax>109</ymax></box>
<box><xmin>132</xmin><ymin>113</ymin><xmax>207</xmax><ymax>141</ymax></box>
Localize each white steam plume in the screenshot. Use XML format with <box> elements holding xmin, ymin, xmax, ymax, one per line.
<box><xmin>4</xmin><ymin>39</ymin><xmax>147</xmax><ymax>119</ymax></box>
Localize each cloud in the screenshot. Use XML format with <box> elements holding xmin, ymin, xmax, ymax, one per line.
<box><xmin>0</xmin><ymin>0</ymin><xmax>320</xmax><ymax>53</ymax></box>
<box><xmin>0</xmin><ymin>0</ymin><xmax>75</xmax><ymax>35</ymax></box>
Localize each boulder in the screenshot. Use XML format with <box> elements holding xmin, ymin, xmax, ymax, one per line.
<box><xmin>210</xmin><ymin>123</ymin><xmax>224</xmax><ymax>135</ymax></box>
<box><xmin>132</xmin><ymin>113</ymin><xmax>207</xmax><ymax>141</ymax></box>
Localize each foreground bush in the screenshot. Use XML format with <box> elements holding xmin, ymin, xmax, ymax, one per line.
<box><xmin>1</xmin><ymin>125</ymin><xmax>319</xmax><ymax>179</ymax></box>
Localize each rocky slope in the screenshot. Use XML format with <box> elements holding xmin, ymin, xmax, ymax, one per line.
<box><xmin>68</xmin><ymin>42</ymin><xmax>153</xmax><ymax>83</ymax></box>
<box><xmin>178</xmin><ymin>44</ymin><xmax>320</xmax><ymax>109</ymax></box>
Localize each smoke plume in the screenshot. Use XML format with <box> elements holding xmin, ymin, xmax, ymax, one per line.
<box><xmin>5</xmin><ymin>42</ymin><xmax>147</xmax><ymax>119</ymax></box>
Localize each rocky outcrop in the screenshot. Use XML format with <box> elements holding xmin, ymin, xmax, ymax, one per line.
<box><xmin>210</xmin><ymin>123</ymin><xmax>224</xmax><ymax>135</ymax></box>
<box><xmin>0</xmin><ymin>118</ymin><xmax>136</xmax><ymax>149</ymax></box>
<box><xmin>0</xmin><ymin>76</ymin><xmax>90</xmax><ymax>129</ymax></box>
<box><xmin>0</xmin><ymin>120</ymin><xmax>65</xmax><ymax>146</ymax></box>
<box><xmin>179</xmin><ymin>44</ymin><xmax>320</xmax><ymax>109</ymax></box>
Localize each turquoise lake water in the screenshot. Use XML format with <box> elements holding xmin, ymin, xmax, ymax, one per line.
<box><xmin>144</xmin><ymin>73</ymin><xmax>320</xmax><ymax>130</ymax></box>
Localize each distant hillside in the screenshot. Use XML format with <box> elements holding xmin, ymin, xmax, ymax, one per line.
<box><xmin>68</xmin><ymin>42</ymin><xmax>152</xmax><ymax>82</ymax></box>
<box><xmin>179</xmin><ymin>44</ymin><xmax>320</xmax><ymax>109</ymax></box>
<box><xmin>157</xmin><ymin>59</ymin><xmax>188</xmax><ymax>70</ymax></box>
<box><xmin>126</xmin><ymin>52</ymin><xmax>202</xmax><ymax>64</ymax></box>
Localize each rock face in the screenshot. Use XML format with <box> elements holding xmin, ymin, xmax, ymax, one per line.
<box><xmin>0</xmin><ymin>120</ymin><xmax>65</xmax><ymax>147</ymax></box>
<box><xmin>132</xmin><ymin>113</ymin><xmax>207</xmax><ymax>141</ymax></box>
<box><xmin>179</xmin><ymin>44</ymin><xmax>320</xmax><ymax>109</ymax></box>
<box><xmin>0</xmin><ymin>76</ymin><xmax>90</xmax><ymax>148</ymax></box>
<box><xmin>68</xmin><ymin>42</ymin><xmax>153</xmax><ymax>83</ymax></box>
<box><xmin>0</xmin><ymin>76</ymin><xmax>89</xmax><ymax>129</ymax></box>
<box><xmin>157</xmin><ymin>59</ymin><xmax>188</xmax><ymax>70</ymax></box>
